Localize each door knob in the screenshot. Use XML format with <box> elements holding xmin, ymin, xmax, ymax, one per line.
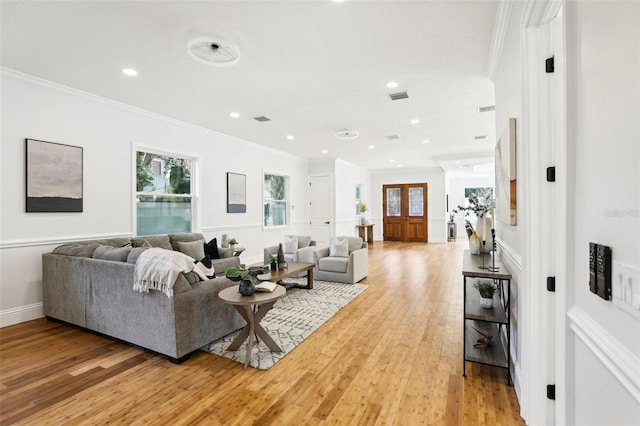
<box><xmin>324</xmin><ymin>221</ymin><xmax>330</xmax><ymax>224</ymax></box>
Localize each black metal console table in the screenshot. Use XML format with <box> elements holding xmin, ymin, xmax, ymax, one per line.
<box><xmin>462</xmin><ymin>249</ymin><xmax>512</xmax><ymax>385</ymax></box>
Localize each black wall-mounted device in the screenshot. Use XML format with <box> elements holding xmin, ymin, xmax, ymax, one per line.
<box><xmin>589</xmin><ymin>243</ymin><xmax>612</xmax><ymax>301</ymax></box>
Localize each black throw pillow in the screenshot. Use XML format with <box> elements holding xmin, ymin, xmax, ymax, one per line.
<box><xmin>196</xmin><ymin>255</ymin><xmax>216</xmax><ymax>278</ymax></box>
<box><xmin>204</xmin><ymin>238</ymin><xmax>220</xmax><ymax>259</ymax></box>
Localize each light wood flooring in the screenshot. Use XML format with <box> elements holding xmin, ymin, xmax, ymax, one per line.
<box><xmin>0</xmin><ymin>240</ymin><xmax>523</xmax><ymax>425</ymax></box>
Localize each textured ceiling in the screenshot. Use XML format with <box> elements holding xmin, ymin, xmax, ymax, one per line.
<box><xmin>1</xmin><ymin>0</ymin><xmax>498</xmax><ymax>172</ymax></box>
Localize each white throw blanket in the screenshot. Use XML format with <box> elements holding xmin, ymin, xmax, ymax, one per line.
<box><xmin>133</xmin><ymin>248</ymin><xmax>200</xmax><ymax>298</ymax></box>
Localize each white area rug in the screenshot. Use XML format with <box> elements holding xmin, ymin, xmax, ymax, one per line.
<box><xmin>201</xmin><ymin>278</ymin><xmax>367</xmax><ymax>370</ymax></box>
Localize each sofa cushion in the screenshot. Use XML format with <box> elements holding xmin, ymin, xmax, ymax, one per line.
<box><xmin>329</xmin><ymin>238</ymin><xmax>349</xmax><ymax>258</ymax></box>
<box><xmin>283</xmin><ymin>235</ymin><xmax>298</xmax><ymax>254</ymax></box>
<box><xmin>52</xmin><ymin>243</ymin><xmax>101</xmax><ymax>258</ymax></box>
<box><xmin>131</xmin><ymin>235</ymin><xmax>172</xmax><ymax>250</ymax></box>
<box><xmin>204</xmin><ymin>238</ymin><xmax>221</xmax><ymax>260</ymax></box>
<box><xmin>93</xmin><ymin>245</ymin><xmax>131</xmax><ymax>262</ymax></box>
<box><xmin>168</xmin><ymin>233</ymin><xmax>205</xmax><ymax>251</ymax></box>
<box><xmin>319</xmin><ymin>256</ymin><xmax>349</xmax><ymax>273</ymax></box>
<box><xmin>127</xmin><ymin>247</ymin><xmax>149</xmax><ymax>263</ymax></box>
<box><xmin>176</xmin><ymin>240</ymin><xmax>205</xmax><ymax>260</ymax></box>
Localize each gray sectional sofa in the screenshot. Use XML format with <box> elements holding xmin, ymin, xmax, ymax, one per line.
<box><xmin>42</xmin><ymin>233</ymin><xmax>245</xmax><ymax>362</ymax></box>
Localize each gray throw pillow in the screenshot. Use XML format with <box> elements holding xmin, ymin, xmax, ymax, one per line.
<box><xmin>127</xmin><ymin>247</ymin><xmax>149</xmax><ymax>264</ymax></box>
<box><xmin>177</xmin><ymin>240</ymin><xmax>205</xmax><ymax>260</ymax></box>
<box><xmin>131</xmin><ymin>235</ymin><xmax>172</xmax><ymax>250</ymax></box>
<box><xmin>93</xmin><ymin>245</ymin><xmax>131</xmax><ymax>262</ymax></box>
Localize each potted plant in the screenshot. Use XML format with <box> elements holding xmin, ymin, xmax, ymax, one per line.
<box><xmin>225</xmin><ymin>265</ymin><xmax>268</xmax><ymax>296</ymax></box>
<box><xmin>359</xmin><ymin>203</ymin><xmax>368</xmax><ymax>225</ymax></box>
<box><xmin>268</xmin><ymin>254</ymin><xmax>277</xmax><ymax>272</ymax></box>
<box><xmin>473</xmin><ymin>280</ymin><xmax>496</xmax><ymax>308</ymax></box>
<box><xmin>228</xmin><ymin>238</ymin><xmax>238</xmax><ymax>249</ymax></box>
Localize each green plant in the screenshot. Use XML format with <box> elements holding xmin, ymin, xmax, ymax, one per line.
<box><xmin>225</xmin><ymin>264</ymin><xmax>248</xmax><ymax>281</ymax></box>
<box><xmin>268</xmin><ymin>254</ymin><xmax>277</xmax><ymax>263</ymax></box>
<box><xmin>359</xmin><ymin>203</ymin><xmax>368</xmax><ymax>213</ymax></box>
<box><xmin>456</xmin><ymin>187</ymin><xmax>494</xmax><ymax>218</ymax></box>
<box><xmin>473</xmin><ymin>280</ymin><xmax>496</xmax><ymax>299</ymax></box>
<box><xmin>229</xmin><ymin>238</ymin><xmax>238</xmax><ymax>245</ymax></box>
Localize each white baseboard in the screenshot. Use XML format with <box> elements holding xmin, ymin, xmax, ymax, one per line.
<box><xmin>568</xmin><ymin>306</ymin><xmax>640</xmax><ymax>404</ymax></box>
<box><xmin>0</xmin><ymin>303</ymin><xmax>44</xmax><ymax>328</ymax></box>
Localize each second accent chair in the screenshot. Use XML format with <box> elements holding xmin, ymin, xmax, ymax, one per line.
<box><xmin>299</xmin><ymin>236</ymin><xmax>368</xmax><ymax>284</ymax></box>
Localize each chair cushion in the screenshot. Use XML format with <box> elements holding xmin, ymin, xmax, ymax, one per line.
<box><xmin>283</xmin><ymin>235</ymin><xmax>298</xmax><ymax>254</ymax></box>
<box><xmin>319</xmin><ymin>256</ymin><xmax>349</xmax><ymax>273</ymax></box>
<box><xmin>344</xmin><ymin>236</ymin><xmax>363</xmax><ymax>253</ymax></box>
<box><xmin>329</xmin><ymin>238</ymin><xmax>349</xmax><ymax>257</ymax></box>
<box><xmin>296</xmin><ymin>235</ymin><xmax>312</xmax><ymax>248</ymax></box>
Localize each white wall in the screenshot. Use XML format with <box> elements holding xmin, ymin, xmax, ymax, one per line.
<box><xmin>0</xmin><ymin>70</ymin><xmax>311</xmax><ymax>326</ymax></box>
<box><xmin>491</xmin><ymin>0</ymin><xmax>526</xmax><ymax>413</ymax></box>
<box><xmin>334</xmin><ymin>159</ymin><xmax>372</xmax><ymax>238</ymax></box>
<box><xmin>371</xmin><ymin>168</ymin><xmax>446</xmax><ymax>243</ymax></box>
<box><xmin>566</xmin><ymin>1</ymin><xmax>640</xmax><ymax>424</ymax></box>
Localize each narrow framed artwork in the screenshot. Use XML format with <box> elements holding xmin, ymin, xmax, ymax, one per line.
<box><xmin>227</xmin><ymin>172</ymin><xmax>246</xmax><ymax>213</ymax></box>
<box><xmin>495</xmin><ymin>118</ymin><xmax>517</xmax><ymax>225</ymax></box>
<box><xmin>25</xmin><ymin>138</ymin><xmax>83</xmax><ymax>212</ymax></box>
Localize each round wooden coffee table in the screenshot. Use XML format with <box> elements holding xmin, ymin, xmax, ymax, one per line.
<box><xmin>218</xmin><ymin>285</ymin><xmax>286</xmax><ymax>369</ymax></box>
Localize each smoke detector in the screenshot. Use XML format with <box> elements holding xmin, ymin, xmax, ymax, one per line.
<box><xmin>334</xmin><ymin>129</ymin><xmax>359</xmax><ymax>140</ymax></box>
<box><xmin>187</xmin><ymin>37</ymin><xmax>240</xmax><ymax>67</ymax></box>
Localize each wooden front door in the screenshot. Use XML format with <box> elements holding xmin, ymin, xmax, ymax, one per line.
<box><xmin>382</xmin><ymin>183</ymin><xmax>428</xmax><ymax>242</ymax></box>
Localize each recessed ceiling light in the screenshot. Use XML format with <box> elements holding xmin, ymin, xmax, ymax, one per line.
<box><xmin>368</xmin><ymin>145</ymin><xmax>375</xmax><ymax>149</ymax></box>
<box><xmin>422</xmin><ymin>139</ymin><xmax>430</xmax><ymax>144</ymax></box>
<box><xmin>390</xmin><ymin>159</ymin><xmax>395</xmax><ymax>163</ymax></box>
<box><xmin>230</xmin><ymin>112</ymin><xmax>240</xmax><ymax>118</ymax></box>
<box><xmin>455</xmin><ymin>161</ymin><xmax>461</xmax><ymax>164</ymax></box>
<box><xmin>287</xmin><ymin>135</ymin><xmax>295</xmax><ymax>140</ymax></box>
<box><xmin>397</xmin><ymin>164</ymin><xmax>403</xmax><ymax>168</ymax></box>
<box><xmin>122</xmin><ymin>68</ymin><xmax>138</xmax><ymax>77</ymax></box>
<box><xmin>322</xmin><ymin>149</ymin><xmax>328</xmax><ymax>154</ymax></box>
<box><xmin>410</xmin><ymin>119</ymin><xmax>420</xmax><ymax>124</ymax></box>
<box><xmin>386</xmin><ymin>81</ymin><xmax>399</xmax><ymax>88</ymax></box>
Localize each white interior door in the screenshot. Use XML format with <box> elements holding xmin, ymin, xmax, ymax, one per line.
<box><xmin>310</xmin><ymin>175</ymin><xmax>332</xmax><ymax>244</ymax></box>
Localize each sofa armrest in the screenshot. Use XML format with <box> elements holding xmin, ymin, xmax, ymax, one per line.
<box><xmin>347</xmin><ymin>248</ymin><xmax>368</xmax><ymax>282</ymax></box>
<box><xmin>218</xmin><ymin>247</ymin><xmax>233</xmax><ymax>258</ymax></box>
<box><xmin>298</xmin><ymin>245</ymin><xmax>329</xmax><ymax>266</ymax></box>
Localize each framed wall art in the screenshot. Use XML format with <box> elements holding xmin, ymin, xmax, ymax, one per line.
<box><xmin>25</xmin><ymin>138</ymin><xmax>83</xmax><ymax>212</ymax></box>
<box><xmin>227</xmin><ymin>172</ymin><xmax>246</xmax><ymax>213</ymax></box>
<box><xmin>495</xmin><ymin>118</ymin><xmax>517</xmax><ymax>225</ymax></box>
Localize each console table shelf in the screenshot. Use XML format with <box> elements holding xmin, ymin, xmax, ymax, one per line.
<box><xmin>462</xmin><ymin>250</ymin><xmax>512</xmax><ymax>385</ymax></box>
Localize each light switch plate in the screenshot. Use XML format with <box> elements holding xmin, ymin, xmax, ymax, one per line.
<box><xmin>612</xmin><ymin>261</ymin><xmax>640</xmax><ymax>319</ymax></box>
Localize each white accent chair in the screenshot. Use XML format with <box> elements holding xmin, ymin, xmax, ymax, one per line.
<box><xmin>263</xmin><ymin>235</ymin><xmax>317</xmax><ymax>265</ymax></box>
<box><xmin>299</xmin><ymin>236</ymin><xmax>368</xmax><ymax>284</ymax></box>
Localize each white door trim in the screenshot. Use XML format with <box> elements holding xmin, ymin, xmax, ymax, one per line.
<box><xmin>521</xmin><ymin>0</ymin><xmax>568</xmax><ymax>425</ymax></box>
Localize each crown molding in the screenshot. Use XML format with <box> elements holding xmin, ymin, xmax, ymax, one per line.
<box><xmin>488</xmin><ymin>0</ymin><xmax>514</xmax><ymax>81</ymax></box>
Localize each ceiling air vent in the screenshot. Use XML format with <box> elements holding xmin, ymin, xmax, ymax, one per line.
<box><xmin>253</xmin><ymin>116</ymin><xmax>271</xmax><ymax>122</ymax></box>
<box><xmin>386</xmin><ymin>134</ymin><xmax>400</xmax><ymax>140</ymax></box>
<box><xmin>478</xmin><ymin>105</ymin><xmax>495</xmax><ymax>112</ymax></box>
<box><xmin>474</xmin><ymin>135</ymin><xmax>488</xmax><ymax>141</ymax></box>
<box><xmin>334</xmin><ymin>129</ymin><xmax>359</xmax><ymax>140</ymax></box>
<box><xmin>389</xmin><ymin>91</ymin><xmax>409</xmax><ymax>101</ymax></box>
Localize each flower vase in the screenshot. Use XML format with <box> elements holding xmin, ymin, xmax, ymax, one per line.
<box><xmin>360</xmin><ymin>215</ymin><xmax>367</xmax><ymax>225</ymax></box>
<box><xmin>475</xmin><ymin>217</ymin><xmax>493</xmax><ymax>253</ymax></box>
<box><xmin>469</xmin><ymin>231</ymin><xmax>481</xmax><ymax>255</ymax></box>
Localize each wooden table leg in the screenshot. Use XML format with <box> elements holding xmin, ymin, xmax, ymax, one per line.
<box><xmin>226</xmin><ymin>302</ymin><xmax>282</xmax><ymax>368</ymax></box>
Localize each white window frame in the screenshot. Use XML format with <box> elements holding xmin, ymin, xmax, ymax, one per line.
<box><xmin>262</xmin><ymin>170</ymin><xmax>290</xmax><ymax>229</ymax></box>
<box><xmin>133</xmin><ymin>145</ymin><xmax>198</xmax><ymax>236</ymax></box>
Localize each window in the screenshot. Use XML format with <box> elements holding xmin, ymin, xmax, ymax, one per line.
<box><xmin>136</xmin><ymin>150</ymin><xmax>193</xmax><ymax>236</ymax></box>
<box><xmin>263</xmin><ymin>172</ymin><xmax>289</xmax><ymax>227</ymax></box>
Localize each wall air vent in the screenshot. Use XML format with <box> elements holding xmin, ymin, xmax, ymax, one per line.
<box><xmin>386</xmin><ymin>134</ymin><xmax>400</xmax><ymax>140</ymax></box>
<box><xmin>253</xmin><ymin>116</ymin><xmax>271</xmax><ymax>122</ymax></box>
<box><xmin>474</xmin><ymin>135</ymin><xmax>488</xmax><ymax>140</ymax></box>
<box><xmin>389</xmin><ymin>91</ymin><xmax>409</xmax><ymax>101</ymax></box>
<box><xmin>478</xmin><ymin>105</ymin><xmax>495</xmax><ymax>112</ymax></box>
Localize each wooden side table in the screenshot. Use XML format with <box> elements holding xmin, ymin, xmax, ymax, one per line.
<box><xmin>218</xmin><ymin>285</ymin><xmax>286</xmax><ymax>369</ymax></box>
<box><xmin>356</xmin><ymin>224</ymin><xmax>374</xmax><ymax>244</ymax></box>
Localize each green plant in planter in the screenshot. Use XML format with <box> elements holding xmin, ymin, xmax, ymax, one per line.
<box><xmin>225</xmin><ymin>264</ymin><xmax>249</xmax><ymax>281</ymax></box>
<box><xmin>473</xmin><ymin>280</ymin><xmax>496</xmax><ymax>299</ymax></box>
<box><xmin>229</xmin><ymin>238</ymin><xmax>238</xmax><ymax>246</ymax></box>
